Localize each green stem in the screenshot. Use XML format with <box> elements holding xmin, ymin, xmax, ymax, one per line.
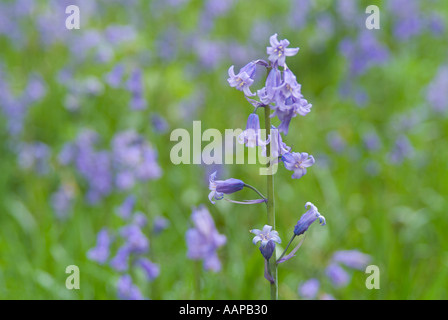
<box><xmin>264</xmin><ymin>105</ymin><xmax>277</xmax><ymax>300</ymax></box>
<box><xmin>276</xmin><ymin>234</ymin><xmax>296</xmax><ymax>263</ymax></box>
<box><xmin>243</xmin><ymin>183</ymin><xmax>267</xmax><ymax>201</ymax></box>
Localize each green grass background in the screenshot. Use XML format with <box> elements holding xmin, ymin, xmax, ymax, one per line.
<box><xmin>0</xmin><ymin>0</ymin><xmax>447</xmax><ymax>299</ymax></box>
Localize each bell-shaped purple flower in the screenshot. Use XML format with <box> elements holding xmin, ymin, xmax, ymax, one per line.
<box><xmin>227</xmin><ymin>61</ymin><xmax>257</xmax><ymax>96</ymax></box>
<box><xmin>238</xmin><ymin>113</ymin><xmax>269</xmax><ymax>148</ymax></box>
<box><xmin>274</xmin><ymin>67</ymin><xmax>302</xmax><ymax>99</ymax></box>
<box><xmin>251</xmin><ymin>225</ymin><xmax>282</xmax><ymax>248</ymax></box>
<box><xmin>266</xmin><ymin>34</ymin><xmax>299</xmax><ymax>67</ymax></box>
<box><xmin>259</xmin><ymin>240</ymin><xmax>276</xmax><ymax>260</ymax></box>
<box><xmin>294</xmin><ymin>202</ymin><xmax>326</xmax><ymax>236</ymax></box>
<box><xmin>282</xmin><ymin>152</ymin><xmax>315</xmax><ymax>179</ymax></box>
<box><xmin>271</xmin><ymin>95</ymin><xmax>312</xmax><ymax>135</ymax></box>
<box><xmin>208</xmin><ymin>171</ymin><xmax>244</xmax><ymax>204</ymax></box>
<box><xmin>258</xmin><ymin>67</ymin><xmax>282</xmax><ymax>105</ymax></box>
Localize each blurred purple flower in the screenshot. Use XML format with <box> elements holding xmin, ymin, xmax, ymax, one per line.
<box><xmin>153</xmin><ymin>216</ymin><xmax>170</xmax><ymax>234</ymax></box>
<box><xmin>126</xmin><ymin>68</ymin><xmax>146</xmax><ymax>110</ymax></box>
<box><xmin>112</xmin><ymin>130</ymin><xmax>162</xmax><ymax>189</ymax></box>
<box><xmin>289</xmin><ymin>0</ymin><xmax>311</xmax><ymax>30</ymax></box>
<box><xmin>117</xmin><ymin>274</ymin><xmax>144</xmax><ymax>300</ymax></box>
<box><xmin>326</xmin><ymin>263</ymin><xmax>351</xmax><ymax>288</ymax></box>
<box><xmin>51</xmin><ymin>184</ymin><xmax>75</xmax><ymax>219</ymax></box>
<box><xmin>23</xmin><ymin>73</ymin><xmax>47</xmax><ymax>104</ymax></box>
<box><xmin>17</xmin><ymin>141</ymin><xmax>51</xmax><ymax>175</ymax></box>
<box><xmin>427</xmin><ymin>13</ymin><xmax>446</xmax><ymax>36</ymax></box>
<box><xmin>339</xmin><ymin>31</ymin><xmax>389</xmax><ymax>77</ymax></box>
<box><xmin>105</xmin><ymin>25</ymin><xmax>137</xmax><ymax>45</ymax></box>
<box><xmin>327</xmin><ymin>131</ymin><xmax>346</xmax><ymax>153</ymax></box>
<box><xmin>388</xmin><ymin>135</ymin><xmax>414</xmax><ymax>164</ymax></box>
<box><xmin>117</xmin><ymin>195</ymin><xmax>136</xmax><ymax>219</ymax></box>
<box><xmin>320</xmin><ymin>293</ymin><xmax>336</xmax><ymax>300</ymax></box>
<box><xmin>298</xmin><ymin>278</ymin><xmax>320</xmax><ymax>299</ymax></box>
<box><xmin>105</xmin><ymin>63</ymin><xmax>125</xmax><ymax>88</ymax></box>
<box><xmin>119</xmin><ymin>224</ymin><xmax>149</xmax><ymax>254</ymax></box>
<box><xmin>332</xmin><ymin>250</ymin><xmax>371</xmax><ymax>270</ymax></box>
<box><xmin>427</xmin><ymin>65</ymin><xmax>448</xmax><ymax>113</ymax></box>
<box><xmin>388</xmin><ymin>0</ymin><xmax>423</xmax><ymax>41</ymax></box>
<box><xmin>87</xmin><ymin>229</ymin><xmax>112</xmax><ymax>265</ymax></box>
<box><xmin>362</xmin><ymin>131</ymin><xmax>381</xmax><ymax>151</ymax></box>
<box><xmin>137</xmin><ymin>258</ymin><xmax>160</xmax><ymax>281</ymax></box>
<box><xmin>110</xmin><ymin>245</ymin><xmax>131</xmax><ymax>272</ymax></box>
<box><xmin>151</xmin><ymin>113</ymin><xmax>169</xmax><ymax>134</ymax></box>
<box><xmin>186</xmin><ymin>205</ymin><xmax>226</xmax><ymax>272</ymax></box>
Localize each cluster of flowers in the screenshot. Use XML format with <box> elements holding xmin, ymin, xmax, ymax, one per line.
<box><xmin>251</xmin><ymin>202</ymin><xmax>326</xmax><ymax>265</ymax></box>
<box><xmin>0</xmin><ymin>68</ymin><xmax>47</xmax><ymax>136</ymax></box>
<box><xmin>298</xmin><ymin>249</ymin><xmax>371</xmax><ymax>299</ymax></box>
<box><xmin>88</xmin><ymin>195</ymin><xmax>169</xmax><ymax>300</ymax></box>
<box><xmin>55</xmin><ymin>129</ymin><xmax>161</xmax><ymax>217</ymax></box>
<box><xmin>226</xmin><ymin>34</ymin><xmax>316</xmax><ymax>182</ymax></box>
<box><xmin>59</xmin><ymin>62</ymin><xmax>148</xmax><ymax>112</ymax></box>
<box><xmin>201</xmin><ymin>34</ymin><xmax>326</xmax><ymax>278</ymax></box>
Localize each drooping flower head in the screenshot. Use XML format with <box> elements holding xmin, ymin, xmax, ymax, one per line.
<box><xmin>294</xmin><ymin>202</ymin><xmax>326</xmax><ymax>236</ymax></box>
<box><xmin>238</xmin><ymin>113</ymin><xmax>269</xmax><ymax>148</ymax></box>
<box><xmin>227</xmin><ymin>61</ymin><xmax>257</xmax><ymax>96</ymax></box>
<box><xmin>272</xmin><ymin>95</ymin><xmax>312</xmax><ymax>135</ymax></box>
<box><xmin>274</xmin><ymin>67</ymin><xmax>302</xmax><ymax>99</ymax></box>
<box><xmin>266</xmin><ymin>33</ymin><xmax>299</xmax><ymax>67</ymax></box>
<box><xmin>208</xmin><ymin>171</ymin><xmax>244</xmax><ymax>204</ymax></box>
<box><xmin>257</xmin><ymin>67</ymin><xmax>282</xmax><ymax>105</ymax></box>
